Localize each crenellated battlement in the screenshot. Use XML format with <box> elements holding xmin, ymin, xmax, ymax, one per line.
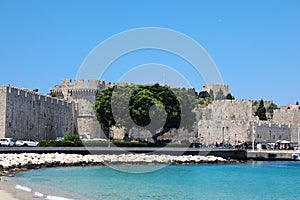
<box><xmin>213</xmin><ymin>99</ymin><xmax>252</xmax><ymax>103</ymax></box>
<box><xmin>256</xmin><ymin>122</ymin><xmax>291</xmax><ymax>129</ymax></box>
<box><xmin>1</xmin><ymin>85</ymin><xmax>73</xmax><ymax>106</ymax></box>
<box><xmin>0</xmin><ymin>85</ymin><xmax>75</xmax><ymax>140</ymax></box>
<box><xmin>47</xmin><ymin>79</ymin><xmax>109</xmax><ymax>138</ymax></box>
<box><xmin>50</xmin><ymin>79</ymin><xmax>111</xmax><ymax>100</ymax></box>
<box><xmin>272</xmin><ymin>107</ymin><xmax>300</xmax><ymax>125</ymax></box>
<box><xmin>1</xmin><ymin>80</ymin><xmax>299</xmax><ymax>143</ymax></box>
<box><xmin>205</xmin><ymin>99</ymin><xmax>253</xmax><ymax>121</ymax></box>
<box><xmin>58</xmin><ymin>79</ymin><xmax>111</xmax><ymax>89</ymax></box>
<box><xmin>274</xmin><ymin>108</ymin><xmax>300</xmax><ymax>113</ymax></box>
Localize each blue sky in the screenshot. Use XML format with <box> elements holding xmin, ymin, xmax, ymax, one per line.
<box><xmin>0</xmin><ymin>0</ymin><xmax>299</xmax><ymax>106</ymax></box>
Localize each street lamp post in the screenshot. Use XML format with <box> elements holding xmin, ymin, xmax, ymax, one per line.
<box><xmin>297</xmin><ymin>124</ymin><xmax>300</xmax><ymax>150</ymax></box>
<box><xmin>108</xmin><ymin>120</ymin><xmax>111</xmax><ymax>148</ymax></box>
<box><xmin>222</xmin><ymin>127</ymin><xmax>225</xmax><ymax>148</ymax></box>
<box><xmin>235</xmin><ymin>133</ymin><xmax>237</xmax><ymax>148</ymax></box>
<box><xmin>108</xmin><ymin>128</ymin><xmax>111</xmax><ymax>148</ymax></box>
<box><xmin>252</xmin><ymin>122</ymin><xmax>256</xmax><ymax>151</ymax></box>
<box><xmin>206</xmin><ymin>126</ymin><xmax>209</xmax><ymax>147</ymax></box>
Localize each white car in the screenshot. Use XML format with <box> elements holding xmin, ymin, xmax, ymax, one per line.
<box><xmin>0</xmin><ymin>138</ymin><xmax>15</xmax><ymax>147</ymax></box>
<box><xmin>16</xmin><ymin>139</ymin><xmax>39</xmax><ymax>147</ymax></box>
<box><xmin>81</xmin><ymin>134</ymin><xmax>107</xmax><ymax>142</ymax></box>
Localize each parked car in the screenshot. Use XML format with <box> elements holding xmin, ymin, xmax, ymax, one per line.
<box><xmin>15</xmin><ymin>139</ymin><xmax>39</xmax><ymax>147</ymax></box>
<box><xmin>80</xmin><ymin>134</ymin><xmax>107</xmax><ymax>142</ymax></box>
<box><xmin>56</xmin><ymin>137</ymin><xmax>64</xmax><ymax>141</ymax></box>
<box><xmin>293</xmin><ymin>145</ymin><xmax>299</xmax><ymax>150</ymax></box>
<box><xmin>0</xmin><ymin>138</ymin><xmax>15</xmax><ymax>147</ymax></box>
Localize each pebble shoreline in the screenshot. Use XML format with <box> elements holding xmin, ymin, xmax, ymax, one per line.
<box><xmin>0</xmin><ymin>153</ymin><xmax>234</xmax><ymax>176</ymax></box>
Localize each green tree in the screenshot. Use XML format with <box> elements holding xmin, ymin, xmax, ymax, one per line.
<box><xmin>198</xmin><ymin>91</ymin><xmax>212</xmax><ymax>105</ymax></box>
<box><xmin>198</xmin><ymin>91</ymin><xmax>210</xmax><ymax>99</ymax></box>
<box><xmin>93</xmin><ymin>86</ymin><xmax>116</xmax><ymax>138</ymax></box>
<box><xmin>94</xmin><ymin>84</ymin><xmax>197</xmax><ymax>143</ymax></box>
<box><xmin>255</xmin><ymin>99</ymin><xmax>267</xmax><ymax>120</ymax></box>
<box><xmin>296</xmin><ymin>101</ymin><xmax>299</xmax><ymax>105</ymax></box>
<box><xmin>225</xmin><ymin>93</ymin><xmax>235</xmax><ymax>100</ymax></box>
<box><xmin>252</xmin><ymin>101</ymin><xmax>258</xmax><ymax>107</ymax></box>
<box><xmin>266</xmin><ymin>103</ymin><xmax>278</xmax><ymax>118</ymax></box>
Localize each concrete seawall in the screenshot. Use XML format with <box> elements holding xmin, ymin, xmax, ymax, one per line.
<box><xmin>2</xmin><ymin>148</ymin><xmax>299</xmax><ymax>160</ymax></box>
<box><xmin>247</xmin><ymin>150</ymin><xmax>300</xmax><ymax>160</ymax></box>
<box><xmin>0</xmin><ymin>147</ymin><xmax>247</xmax><ymax>160</ymax></box>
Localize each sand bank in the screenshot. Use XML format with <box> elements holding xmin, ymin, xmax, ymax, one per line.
<box><xmin>0</xmin><ymin>189</ymin><xmax>18</xmax><ymax>200</ymax></box>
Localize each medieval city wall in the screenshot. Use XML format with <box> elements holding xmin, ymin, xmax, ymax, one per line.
<box><xmin>290</xmin><ymin>124</ymin><xmax>299</xmax><ymax>144</ymax></box>
<box><xmin>198</xmin><ymin>120</ymin><xmax>298</xmax><ymax>145</ymax></box>
<box><xmin>198</xmin><ymin>100</ymin><xmax>254</xmax><ymax>145</ymax></box>
<box><xmin>0</xmin><ymin>87</ymin><xmax>7</xmax><ymax>135</ymax></box>
<box><xmin>2</xmin><ymin>80</ymin><xmax>299</xmax><ymax>144</ymax></box>
<box><xmin>255</xmin><ymin>122</ymin><xmax>291</xmax><ymax>143</ymax></box>
<box><xmin>197</xmin><ymin>99</ymin><xmax>299</xmax><ymax>145</ymax></box>
<box><xmin>1</xmin><ymin>86</ymin><xmax>75</xmax><ymax>140</ymax></box>
<box><xmin>203</xmin><ymin>100</ymin><xmax>254</xmax><ymax>121</ymax></box>
<box><xmin>198</xmin><ymin>120</ymin><xmax>252</xmax><ymax>145</ymax></box>
<box><xmin>272</xmin><ymin>109</ymin><xmax>300</xmax><ymax>124</ymax></box>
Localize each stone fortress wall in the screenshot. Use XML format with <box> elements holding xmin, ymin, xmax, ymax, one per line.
<box><xmin>272</xmin><ymin>108</ymin><xmax>300</xmax><ymax>124</ymax></box>
<box><xmin>198</xmin><ymin>84</ymin><xmax>300</xmax><ymax>145</ymax></box>
<box><xmin>255</xmin><ymin>122</ymin><xmax>292</xmax><ymax>143</ymax></box>
<box><xmin>198</xmin><ymin>120</ymin><xmax>252</xmax><ymax>146</ymax></box>
<box><xmin>1</xmin><ymin>81</ymin><xmax>299</xmax><ymax>144</ymax></box>
<box><xmin>0</xmin><ymin>87</ymin><xmax>7</xmax><ymax>135</ymax></box>
<box><xmin>198</xmin><ymin>100</ymin><xmax>255</xmax><ymax>145</ymax></box>
<box><xmin>198</xmin><ymin>102</ymin><xmax>299</xmax><ymax>145</ymax></box>
<box><xmin>50</xmin><ymin>79</ymin><xmax>111</xmax><ymax>138</ymax></box>
<box><xmin>202</xmin><ymin>100</ymin><xmax>253</xmax><ymax>121</ymax></box>
<box><xmin>0</xmin><ymin>86</ymin><xmax>75</xmax><ymax>140</ymax></box>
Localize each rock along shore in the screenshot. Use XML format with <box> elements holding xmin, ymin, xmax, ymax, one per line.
<box><xmin>0</xmin><ymin>153</ymin><xmax>234</xmax><ymax>176</ymax></box>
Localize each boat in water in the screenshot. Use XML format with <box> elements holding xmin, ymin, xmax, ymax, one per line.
<box><xmin>292</xmin><ymin>153</ymin><xmax>300</xmax><ymax>160</ymax></box>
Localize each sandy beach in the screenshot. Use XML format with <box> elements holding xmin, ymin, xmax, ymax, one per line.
<box><xmin>0</xmin><ymin>179</ymin><xmax>31</xmax><ymax>200</ymax></box>
<box><xmin>0</xmin><ymin>190</ymin><xmax>18</xmax><ymax>200</ymax></box>
<box><xmin>0</xmin><ymin>178</ymin><xmax>73</xmax><ymax>200</ymax></box>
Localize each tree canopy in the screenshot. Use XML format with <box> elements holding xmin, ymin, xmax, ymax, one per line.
<box><xmin>266</xmin><ymin>102</ymin><xmax>278</xmax><ymax>118</ymax></box>
<box><xmin>255</xmin><ymin>99</ymin><xmax>267</xmax><ymax>120</ymax></box>
<box><xmin>225</xmin><ymin>93</ymin><xmax>235</xmax><ymax>100</ymax></box>
<box><xmin>198</xmin><ymin>91</ymin><xmax>210</xmax><ymax>99</ymax></box>
<box><xmin>94</xmin><ymin>83</ymin><xmax>197</xmax><ymax>142</ymax></box>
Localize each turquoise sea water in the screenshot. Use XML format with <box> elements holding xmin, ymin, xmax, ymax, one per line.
<box><xmin>10</xmin><ymin>161</ymin><xmax>300</xmax><ymax>200</ymax></box>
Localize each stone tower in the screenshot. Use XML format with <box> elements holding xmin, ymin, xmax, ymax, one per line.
<box><xmin>50</xmin><ymin>79</ymin><xmax>111</xmax><ymax>138</ymax></box>
<box><xmin>202</xmin><ymin>84</ymin><xmax>229</xmax><ymax>100</ymax></box>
